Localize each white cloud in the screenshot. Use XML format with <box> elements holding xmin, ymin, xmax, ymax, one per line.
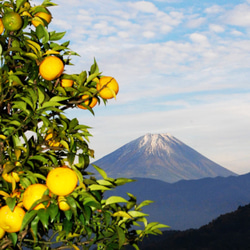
<box><xmin>128</xmin><ymin>1</ymin><xmax>158</xmax><ymax>14</ymax></box>
<box><xmin>204</xmin><ymin>5</ymin><xmax>224</xmax><ymax>14</ymax></box>
<box><xmin>189</xmin><ymin>33</ymin><xmax>209</xmax><ymax>46</ymax></box>
<box><xmin>209</xmin><ymin>24</ymin><xmax>225</xmax><ymax>33</ymax></box>
<box><xmin>223</xmin><ymin>3</ymin><xmax>250</xmax><ymax>27</ymax></box>
<box><xmin>143</xmin><ymin>31</ymin><xmax>156</xmax><ymax>38</ymax></box>
<box><xmin>230</xmin><ymin>30</ymin><xmax>244</xmax><ymax>36</ymax></box>
<box><xmin>186</xmin><ymin>16</ymin><xmax>206</xmax><ymax>28</ymax></box>
<box><xmin>48</xmin><ymin>0</ymin><xmax>250</xmax><ymax>175</ymax></box>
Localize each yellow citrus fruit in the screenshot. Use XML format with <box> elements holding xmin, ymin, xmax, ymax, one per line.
<box><xmin>58</xmin><ymin>196</ymin><xmax>70</xmax><ymax>211</ymax></box>
<box><xmin>0</xmin><ymin>227</ymin><xmax>5</xmax><ymax>239</ymax></box>
<box><xmin>2</xmin><ymin>12</ymin><xmax>23</xmax><ymax>31</ymax></box>
<box><xmin>77</xmin><ymin>95</ymin><xmax>98</xmax><ymax>109</ymax></box>
<box><xmin>23</xmin><ymin>184</ymin><xmax>49</xmax><ymax>210</ymax></box>
<box><xmin>0</xmin><ymin>205</ymin><xmax>25</xmax><ymax>233</ymax></box>
<box><xmin>39</xmin><ymin>56</ymin><xmax>64</xmax><ymax>81</ymax></box>
<box><xmin>46</xmin><ymin>166</ymin><xmax>78</xmax><ymax>196</ymax></box>
<box><xmin>32</xmin><ymin>10</ymin><xmax>52</xmax><ymax>27</ymax></box>
<box><xmin>96</xmin><ymin>76</ymin><xmax>119</xmax><ymax>99</ymax></box>
<box><xmin>0</xmin><ymin>18</ymin><xmax>4</xmax><ymax>34</ymax></box>
<box><xmin>61</xmin><ymin>78</ymin><xmax>74</xmax><ymax>87</ymax></box>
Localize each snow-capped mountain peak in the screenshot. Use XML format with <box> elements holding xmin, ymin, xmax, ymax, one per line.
<box><xmin>91</xmin><ymin>133</ymin><xmax>236</xmax><ymax>183</ymax></box>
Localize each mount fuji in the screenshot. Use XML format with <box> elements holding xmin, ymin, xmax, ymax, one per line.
<box><xmin>90</xmin><ymin>133</ymin><xmax>236</xmax><ymax>183</ymax></box>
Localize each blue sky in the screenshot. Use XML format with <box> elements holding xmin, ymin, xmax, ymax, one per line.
<box><xmin>36</xmin><ymin>0</ymin><xmax>250</xmax><ymax>174</ymax></box>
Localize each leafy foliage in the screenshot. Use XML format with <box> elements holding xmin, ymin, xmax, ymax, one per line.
<box><xmin>0</xmin><ymin>0</ymin><xmax>168</xmax><ymax>249</ymax></box>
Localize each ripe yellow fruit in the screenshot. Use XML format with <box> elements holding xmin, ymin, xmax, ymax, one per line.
<box><xmin>58</xmin><ymin>196</ymin><xmax>70</xmax><ymax>211</ymax></box>
<box><xmin>61</xmin><ymin>78</ymin><xmax>74</xmax><ymax>87</ymax></box>
<box><xmin>0</xmin><ymin>18</ymin><xmax>4</xmax><ymax>35</ymax></box>
<box><xmin>39</xmin><ymin>56</ymin><xmax>64</xmax><ymax>81</ymax></box>
<box><xmin>96</xmin><ymin>76</ymin><xmax>119</xmax><ymax>99</ymax></box>
<box><xmin>0</xmin><ymin>205</ymin><xmax>25</xmax><ymax>233</ymax></box>
<box><xmin>23</xmin><ymin>184</ymin><xmax>49</xmax><ymax>210</ymax></box>
<box><xmin>2</xmin><ymin>12</ymin><xmax>23</xmax><ymax>31</ymax></box>
<box><xmin>32</xmin><ymin>10</ymin><xmax>52</xmax><ymax>27</ymax></box>
<box><xmin>77</xmin><ymin>95</ymin><xmax>98</xmax><ymax>109</ymax></box>
<box><xmin>46</xmin><ymin>166</ymin><xmax>78</xmax><ymax>196</ymax></box>
<box><xmin>0</xmin><ymin>227</ymin><xmax>5</xmax><ymax>239</ymax></box>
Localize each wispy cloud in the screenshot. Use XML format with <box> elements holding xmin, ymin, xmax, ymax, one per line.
<box><xmin>42</xmin><ymin>0</ymin><xmax>250</xmax><ymax>174</ymax></box>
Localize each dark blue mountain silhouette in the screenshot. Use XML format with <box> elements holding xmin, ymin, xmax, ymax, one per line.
<box><xmin>106</xmin><ymin>173</ymin><xmax>250</xmax><ymax>230</ymax></box>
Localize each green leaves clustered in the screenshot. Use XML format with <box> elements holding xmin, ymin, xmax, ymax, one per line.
<box><xmin>0</xmin><ymin>0</ymin><xmax>168</xmax><ymax>249</ymax></box>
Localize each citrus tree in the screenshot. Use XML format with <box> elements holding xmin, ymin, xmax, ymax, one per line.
<box><xmin>0</xmin><ymin>0</ymin><xmax>168</xmax><ymax>249</ymax></box>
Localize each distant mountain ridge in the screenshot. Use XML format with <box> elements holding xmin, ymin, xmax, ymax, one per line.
<box><xmin>107</xmin><ymin>173</ymin><xmax>250</xmax><ymax>230</ymax></box>
<box><xmin>91</xmin><ymin>133</ymin><xmax>236</xmax><ymax>183</ymax></box>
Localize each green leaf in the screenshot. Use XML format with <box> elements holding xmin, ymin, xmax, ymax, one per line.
<box><xmin>29</xmin><ymin>155</ymin><xmax>48</xmax><ymax>164</ymax></box>
<box><xmin>39</xmin><ymin>101</ymin><xmax>62</xmax><ymax>109</ymax></box>
<box><xmin>12</xmin><ymin>101</ymin><xmax>30</xmax><ymax>115</ymax></box>
<box><xmin>92</xmin><ymin>164</ymin><xmax>108</xmax><ymax>179</ymax></box>
<box><xmin>9</xmin><ymin>233</ymin><xmax>18</xmax><ymax>246</ymax></box>
<box><xmin>8</xmin><ymin>74</ymin><xmax>23</xmax><ymax>85</ymax></box>
<box><xmin>68</xmin><ymin>118</ymin><xmax>79</xmax><ymax>131</ymax></box>
<box><xmin>78</xmin><ymin>71</ymin><xmax>87</xmax><ymax>85</ymax></box>
<box><xmin>33</xmin><ymin>173</ymin><xmax>47</xmax><ymax>181</ymax></box>
<box><xmin>6</xmin><ymin>197</ymin><xmax>16</xmax><ymax>211</ymax></box>
<box><xmin>136</xmin><ymin>200</ymin><xmax>154</xmax><ymax>210</ymax></box>
<box><xmin>96</xmin><ymin>179</ymin><xmax>113</xmax><ymax>187</ymax></box>
<box><xmin>41</xmin><ymin>0</ymin><xmax>58</xmax><ymax>7</ymax></box>
<box><xmin>36</xmin><ymin>24</ymin><xmax>49</xmax><ymax>43</ymax></box>
<box><xmin>22</xmin><ymin>52</ymin><xmax>38</xmax><ymax>60</ymax></box>
<box><xmin>132</xmin><ymin>243</ymin><xmax>140</xmax><ymax>250</ymax></box>
<box><xmin>112</xmin><ymin>211</ymin><xmax>132</xmax><ymax>219</ymax></box>
<box><xmin>21</xmin><ymin>210</ymin><xmax>38</xmax><ymax>231</ymax></box>
<box><xmin>64</xmin><ymin>209</ymin><xmax>73</xmax><ymax>221</ymax></box>
<box><xmin>38</xmin><ymin>86</ymin><xmax>45</xmax><ymax>106</ymax></box>
<box><xmin>105</xmin><ymin>196</ymin><xmax>128</xmax><ymax>206</ymax></box>
<box><xmin>30</xmin><ymin>216</ymin><xmax>40</xmax><ymax>241</ymax></box>
<box><xmin>66</xmin><ymin>196</ymin><xmax>77</xmax><ymax>213</ymax></box>
<box><xmin>114</xmin><ymin>178</ymin><xmax>136</xmax><ymax>186</ymax></box>
<box><xmin>82</xmin><ymin>206</ymin><xmax>92</xmax><ymax>224</ymax></box>
<box><xmin>63</xmin><ymin>219</ymin><xmax>73</xmax><ymax>234</ymax></box>
<box><xmin>20</xmin><ymin>96</ymin><xmax>34</xmax><ymax>110</ymax></box>
<box><xmin>67</xmin><ymin>152</ymin><xmax>75</xmax><ymax>166</ymax></box>
<box><xmin>47</xmin><ymin>203</ymin><xmax>59</xmax><ymax>223</ymax></box>
<box><xmin>86</xmin><ymin>72</ymin><xmax>100</xmax><ymax>85</ymax></box>
<box><xmin>116</xmin><ymin>225</ymin><xmax>126</xmax><ymax>249</ymax></box>
<box><xmin>88</xmin><ymin>184</ymin><xmax>110</xmax><ymax>191</ymax></box>
<box><xmin>49</xmin><ymin>31</ymin><xmax>66</xmax><ymax>41</ymax></box>
<box><xmin>128</xmin><ymin>211</ymin><xmax>149</xmax><ymax>218</ymax></box>
<box><xmin>146</xmin><ymin>222</ymin><xmax>169</xmax><ymax>231</ymax></box>
<box><xmin>90</xmin><ymin>58</ymin><xmax>99</xmax><ymax>75</ymax></box>
<box><xmin>60</xmin><ymin>140</ymin><xmax>69</xmax><ymax>150</ymax></box>
<box><xmin>38</xmin><ymin>209</ymin><xmax>50</xmax><ymax>230</ymax></box>
<box><xmin>49</xmin><ymin>96</ymin><xmax>69</xmax><ymax>102</ymax></box>
<box><xmin>28</xmin><ymin>196</ymin><xmax>50</xmax><ymax>211</ymax></box>
<box><xmin>16</xmin><ymin>0</ymin><xmax>26</xmax><ymax>11</ymax></box>
<box><xmin>9</xmin><ymin>120</ymin><xmax>21</xmax><ymax>127</ymax></box>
